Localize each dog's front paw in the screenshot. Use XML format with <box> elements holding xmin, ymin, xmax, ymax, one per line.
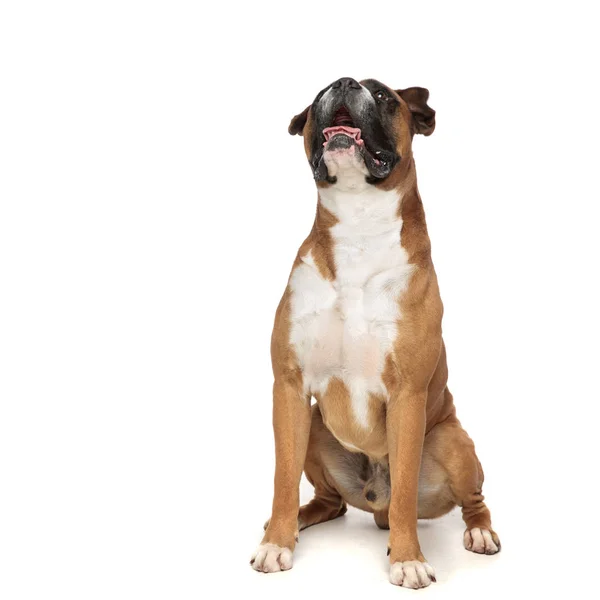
<box><xmin>250</xmin><ymin>543</ymin><xmax>293</xmax><ymax>573</ymax></box>
<box><xmin>389</xmin><ymin>561</ymin><xmax>436</xmax><ymax>588</ymax></box>
<box><xmin>464</xmin><ymin>527</ymin><xmax>501</xmax><ymax>555</ymax></box>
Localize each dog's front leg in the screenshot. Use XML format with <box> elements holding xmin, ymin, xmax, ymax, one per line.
<box><xmin>250</xmin><ymin>377</ymin><xmax>311</xmax><ymax>573</ymax></box>
<box><xmin>386</xmin><ymin>388</ymin><xmax>436</xmax><ymax>589</ymax></box>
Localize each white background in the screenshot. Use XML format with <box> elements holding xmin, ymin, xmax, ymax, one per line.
<box><xmin>1</xmin><ymin>1</ymin><xmax>599</xmax><ymax>598</ymax></box>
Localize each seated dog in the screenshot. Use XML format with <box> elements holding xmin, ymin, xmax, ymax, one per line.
<box><xmin>251</xmin><ymin>77</ymin><xmax>500</xmax><ymax>589</ymax></box>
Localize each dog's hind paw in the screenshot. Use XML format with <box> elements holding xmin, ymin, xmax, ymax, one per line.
<box><xmin>464</xmin><ymin>527</ymin><xmax>501</xmax><ymax>555</ymax></box>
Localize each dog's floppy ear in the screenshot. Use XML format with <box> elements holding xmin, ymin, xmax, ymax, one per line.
<box><xmin>396</xmin><ymin>87</ymin><xmax>436</xmax><ymax>136</ymax></box>
<box><xmin>288</xmin><ymin>105</ymin><xmax>311</xmax><ymax>136</ymax></box>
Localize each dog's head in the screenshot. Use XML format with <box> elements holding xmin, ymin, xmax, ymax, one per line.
<box><xmin>289</xmin><ymin>77</ymin><xmax>435</xmax><ymax>189</ymax></box>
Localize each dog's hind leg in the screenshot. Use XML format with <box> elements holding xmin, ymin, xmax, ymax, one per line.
<box><xmin>420</xmin><ymin>399</ymin><xmax>501</xmax><ymax>555</ymax></box>
<box><xmin>298</xmin><ymin>404</ymin><xmax>352</xmax><ymax>530</ymax></box>
<box><xmin>373</xmin><ymin>509</ymin><xmax>390</xmax><ymax>530</ymax></box>
<box><xmin>297</xmin><ymin>491</ymin><xmax>348</xmax><ymax>530</ymax></box>
<box><xmin>263</xmin><ymin>492</ymin><xmax>346</xmax><ymax>532</ymax></box>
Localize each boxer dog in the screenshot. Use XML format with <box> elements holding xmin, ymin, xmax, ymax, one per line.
<box><xmin>250</xmin><ymin>77</ymin><xmax>500</xmax><ymax>588</ymax></box>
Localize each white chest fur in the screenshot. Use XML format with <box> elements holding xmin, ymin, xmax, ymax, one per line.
<box><xmin>289</xmin><ymin>186</ymin><xmax>414</xmax><ymax>429</ymax></box>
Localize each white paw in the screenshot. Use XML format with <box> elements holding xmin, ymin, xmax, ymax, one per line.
<box><xmin>250</xmin><ymin>543</ymin><xmax>293</xmax><ymax>573</ymax></box>
<box><xmin>389</xmin><ymin>561</ymin><xmax>436</xmax><ymax>588</ymax></box>
<box><xmin>464</xmin><ymin>527</ymin><xmax>500</xmax><ymax>555</ymax></box>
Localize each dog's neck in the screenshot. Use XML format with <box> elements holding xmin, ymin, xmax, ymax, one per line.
<box><xmin>318</xmin><ymin>183</ymin><xmax>403</xmax><ymax>238</ymax></box>
<box><xmin>313</xmin><ymin>160</ymin><xmax>431</xmax><ymax>268</ymax></box>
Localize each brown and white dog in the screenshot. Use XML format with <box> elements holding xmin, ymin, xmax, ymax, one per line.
<box><xmin>250</xmin><ymin>77</ymin><xmax>500</xmax><ymax>588</ymax></box>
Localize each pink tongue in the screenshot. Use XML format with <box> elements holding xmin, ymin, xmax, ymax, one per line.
<box><xmin>323</xmin><ymin>126</ymin><xmax>363</xmax><ymax>145</ymax></box>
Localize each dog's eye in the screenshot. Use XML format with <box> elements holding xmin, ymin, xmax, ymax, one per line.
<box><xmin>375</xmin><ymin>90</ymin><xmax>387</xmax><ymax>100</ymax></box>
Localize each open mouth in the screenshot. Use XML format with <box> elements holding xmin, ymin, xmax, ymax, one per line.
<box><xmin>311</xmin><ymin>105</ymin><xmax>396</xmax><ymax>182</ymax></box>
<box><xmin>322</xmin><ymin>107</ymin><xmax>380</xmax><ymax>165</ymax></box>
<box><xmin>323</xmin><ymin>125</ymin><xmax>364</xmax><ymax>146</ymax></box>
<box><xmin>323</xmin><ymin>107</ymin><xmax>364</xmax><ymax>146</ymax></box>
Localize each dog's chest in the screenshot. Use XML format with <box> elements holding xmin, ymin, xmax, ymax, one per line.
<box><xmin>289</xmin><ymin>203</ymin><xmax>413</xmax><ymax>430</ymax></box>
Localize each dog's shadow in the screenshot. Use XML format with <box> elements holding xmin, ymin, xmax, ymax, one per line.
<box><xmin>293</xmin><ymin>506</ymin><xmax>499</xmax><ymax>583</ymax></box>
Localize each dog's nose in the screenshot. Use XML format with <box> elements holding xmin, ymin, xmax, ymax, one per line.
<box><xmin>332</xmin><ymin>77</ymin><xmax>361</xmax><ymax>91</ymax></box>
